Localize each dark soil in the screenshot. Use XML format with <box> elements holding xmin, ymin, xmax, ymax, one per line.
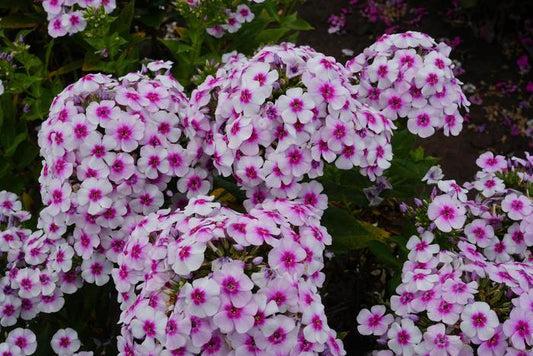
<box><xmin>296</xmin><ymin>0</ymin><xmax>531</xmax><ymax>354</ymax></box>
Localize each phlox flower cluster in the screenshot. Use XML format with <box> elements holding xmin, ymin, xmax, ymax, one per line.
<box><xmin>0</xmin><ymin>194</ymin><xmax>76</xmax><ymax>329</ymax></box>
<box><xmin>358</xmin><ymin>246</ymin><xmax>533</xmax><ymax>355</ymax></box>
<box><xmin>426</xmin><ymin>151</ymin><xmax>532</xmax><ymax>263</ymax></box>
<box><xmin>190</xmin><ymin>43</ymin><xmax>394</xmax><ymax>209</ymax></box>
<box><xmin>205</xmin><ymin>3</ymin><xmax>258</xmax><ymax>38</ymax></box>
<box><xmin>357</xmin><ymin>151</ymin><xmax>533</xmax><ymax>355</ymax></box>
<box><xmin>347</xmin><ymin>31</ymin><xmax>470</xmax><ymax>138</ymax></box>
<box><xmin>0</xmin><ymin>193</ymin><xmax>90</xmax><ymax>356</ymax></box>
<box><xmin>114</xmin><ymin>196</ymin><xmax>346</xmax><ymax>355</ymax></box>
<box><xmin>37</xmin><ymin>62</ymin><xmax>210</xmax><ymax>295</ymax></box>
<box><xmin>0</xmin><ymin>324</ymin><xmax>90</xmax><ymax>355</ymax></box>
<box><xmin>0</xmin><ymin>194</ymin><xmax>63</xmax><ymax>329</ymax></box>
<box><xmin>41</xmin><ymin>0</ymin><xmax>116</xmax><ymax>38</ymax></box>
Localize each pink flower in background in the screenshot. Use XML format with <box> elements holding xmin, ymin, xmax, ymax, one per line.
<box><xmin>418</xmin><ymin>323</ymin><xmax>462</xmax><ymax>355</ymax></box>
<box><xmin>50</xmin><ymin>328</ymin><xmax>81</xmax><ymax>356</ymax></box>
<box><xmin>6</xmin><ymin>328</ymin><xmax>37</xmax><ymax>356</ymax></box>
<box><xmin>517</xmin><ymin>55</ymin><xmax>530</xmax><ymax>74</ymax></box>
<box><xmin>356</xmin><ymin>305</ymin><xmax>393</xmax><ymax>336</ymax></box>
<box><xmin>476</xmin><ymin>152</ymin><xmax>508</xmax><ymax>173</ymax></box>
<box><xmin>427</xmin><ymin>194</ymin><xmax>466</xmax><ymax>232</ymax></box>
<box><xmin>502</xmin><ymin>193</ymin><xmax>532</xmax><ymax>221</ymax></box>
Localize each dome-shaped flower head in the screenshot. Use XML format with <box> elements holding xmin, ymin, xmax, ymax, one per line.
<box><xmin>347</xmin><ymin>31</ymin><xmax>470</xmax><ymax>138</ymax></box>
<box><xmin>114</xmin><ymin>196</ymin><xmax>344</xmax><ymax>355</ymax></box>
<box><xmin>38</xmin><ymin>63</ymin><xmax>209</xmax><ymax>290</ymax></box>
<box><xmin>192</xmin><ymin>43</ymin><xmax>394</xmax><ymax>204</ymax></box>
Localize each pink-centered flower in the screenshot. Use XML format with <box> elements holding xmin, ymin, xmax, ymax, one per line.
<box><xmin>460</xmin><ymin>302</ymin><xmax>499</xmax><ymax>341</ymax></box>
<box><xmin>427</xmin><ymin>194</ymin><xmax>466</xmax><ymax>232</ymax></box>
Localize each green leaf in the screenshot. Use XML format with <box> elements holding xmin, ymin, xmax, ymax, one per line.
<box><xmin>160</xmin><ymin>39</ymin><xmax>193</xmax><ymax>55</ymax></box>
<box><xmin>5</xmin><ymin>132</ymin><xmax>27</xmax><ymax>157</ymax></box>
<box><xmin>48</xmin><ymin>60</ymin><xmax>83</xmax><ymax>78</ymax></box>
<box><xmin>0</xmin><ymin>105</ymin><xmax>4</xmax><ymax>129</ymax></box>
<box><xmin>410</xmin><ymin>146</ymin><xmax>425</xmax><ymax>161</ymax></box>
<box><xmin>323</xmin><ymin>207</ymin><xmax>390</xmax><ymax>253</ymax></box>
<box><xmin>256</xmin><ymin>28</ymin><xmax>290</xmax><ymax>44</ymax></box>
<box><xmin>213</xmin><ymin>176</ymin><xmax>246</xmax><ymax>201</ymax></box>
<box><xmin>0</xmin><ymin>14</ymin><xmax>39</xmax><ymax>29</ymax></box>
<box><xmin>112</xmin><ymin>0</ymin><xmax>135</xmax><ymax>36</ymax></box>
<box><xmin>280</xmin><ymin>13</ymin><xmax>314</xmax><ymax>30</ymax></box>
<box><xmin>263</xmin><ymin>0</ymin><xmax>281</xmax><ymax>22</ymax></box>
<box><xmin>366</xmin><ymin>240</ymin><xmax>402</xmax><ymax>268</ymax></box>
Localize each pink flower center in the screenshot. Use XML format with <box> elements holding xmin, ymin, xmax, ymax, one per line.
<box><xmin>388</xmin><ymin>96</ymin><xmax>402</xmax><ymax>109</ymax></box>
<box><xmin>96</xmin><ymin>106</ymin><xmax>110</xmax><ymax>118</ymax></box>
<box><xmin>59</xmin><ymin>336</ymin><xmax>71</xmax><ymax>348</ymax></box>
<box><xmin>471</xmin><ymin>312</ymin><xmax>487</xmax><ymax>328</ymax></box>
<box><xmin>166</xmin><ymin>319</ymin><xmax>178</xmax><ymax>336</ymax></box>
<box><xmin>118</xmin><ymin>126</ymin><xmax>132</xmax><ymax>140</ymax></box>
<box><xmin>434</xmin><ymin>334</ymin><xmax>449</xmax><ymax>348</ymax></box>
<box><xmin>511</xmin><ymin>200</ymin><xmax>523</xmax><ymax>211</ymax></box>
<box><xmin>368</xmin><ymin>314</ymin><xmax>382</xmax><ymax>327</ymax></box>
<box><xmin>240</xmin><ymin>90</ymin><xmax>252</xmax><ymax>104</ymax></box>
<box><xmin>139</xmin><ymin>194</ymin><xmax>153</xmax><ymax>206</ymax></box>
<box><xmin>90</xmin><ymin>263</ymin><xmax>103</xmax><ymax>276</ymax></box>
<box><xmin>426</xmin><ymin>73</ymin><xmax>439</xmax><ymax>85</ymax></box>
<box><xmin>281</xmin><ymin>251</ymin><xmax>296</xmax><ymax>268</ymax></box>
<box><xmin>319</xmin><ymin>84</ymin><xmax>335</xmax><ymax>100</ymax></box>
<box><xmin>439</xmin><ymin>206</ymin><xmax>455</xmax><ymax>220</ymax></box>
<box><xmin>396</xmin><ymin>330</ymin><xmax>410</xmax><ymax>345</ymax></box>
<box><xmin>516</xmin><ymin>320</ymin><xmax>530</xmax><ymax>336</ymax></box>
<box><xmin>268</xmin><ymin>328</ymin><xmax>287</xmax><ymax>344</ymax></box>
<box><xmin>187</xmin><ymin>176</ymin><xmax>201</xmax><ymax>190</ymax></box>
<box><xmin>417</xmin><ymin>114</ymin><xmax>430</xmax><ymax>127</ymax></box>
<box><xmin>290</xmin><ymin>98</ymin><xmax>303</xmax><ymax>112</ymax></box>
<box><xmin>146</xmin><ymin>92</ymin><xmax>160</xmax><ymax>103</ymax></box>
<box><xmin>377</xmin><ymin>65</ymin><xmax>388</xmax><ymax>77</ymax></box>
<box><xmin>415</xmin><ymin>241</ymin><xmax>428</xmax><ymax>251</ymax></box>
<box><xmin>191</xmin><ymin>289</ymin><xmax>205</xmax><ymax>305</ymax></box>
<box><xmin>143</xmin><ymin>320</ymin><xmax>156</xmax><ymax>337</ymax></box>
<box><xmin>89</xmin><ymin>189</ymin><xmax>102</xmax><ymax>202</ymax></box>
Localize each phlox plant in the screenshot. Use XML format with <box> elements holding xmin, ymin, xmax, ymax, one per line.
<box><xmin>0</xmin><ymin>0</ymin><xmax>311</xmax><ymax>196</ymax></box>
<box><xmin>190</xmin><ymin>42</ymin><xmax>395</xmax><ymax>210</ymax></box>
<box><xmin>37</xmin><ymin>61</ymin><xmax>211</xmax><ymax>285</ymax></box>
<box><xmin>347</xmin><ymin>31</ymin><xmax>470</xmax><ymax>138</ymax></box>
<box><xmin>0</xmin><ymin>10</ymin><xmax>474</xmax><ymax>352</ymax></box>
<box><xmin>357</xmin><ymin>151</ymin><xmax>533</xmax><ymax>355</ymax></box>
<box><xmin>0</xmin><ymin>191</ymin><xmax>93</xmax><ymax>355</ymax></box>
<box><xmin>115</xmin><ymin>195</ymin><xmax>346</xmax><ymax>355</ymax></box>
